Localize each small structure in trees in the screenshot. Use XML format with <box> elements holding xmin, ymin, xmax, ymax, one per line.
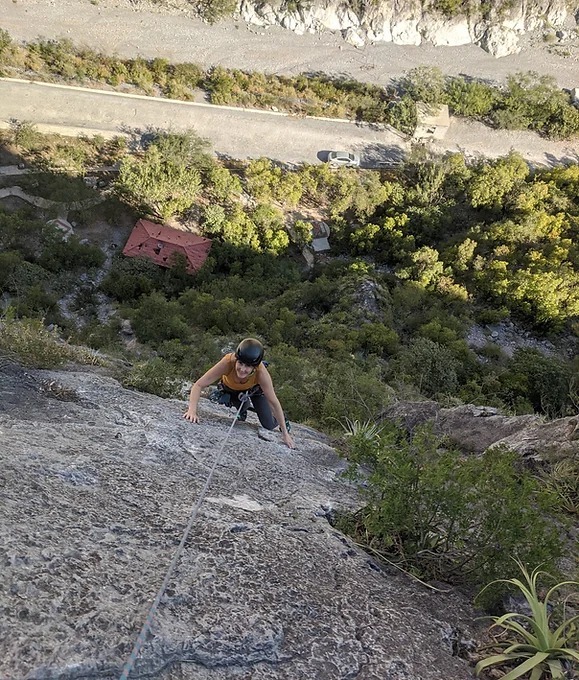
<box><xmin>413</xmin><ymin>103</ymin><xmax>450</xmax><ymax>140</ymax></box>
<box><xmin>122</xmin><ymin>219</ymin><xmax>212</xmax><ymax>273</ymax></box>
<box><xmin>310</xmin><ymin>220</ymin><xmax>331</xmax><ymax>253</ymax></box>
<box><xmin>300</xmin><ymin>220</ymin><xmax>331</xmax><ymax>269</ymax></box>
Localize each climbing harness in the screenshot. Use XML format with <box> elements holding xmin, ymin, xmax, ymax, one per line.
<box><xmin>119</xmin><ymin>392</ymin><xmax>252</xmax><ymax>680</ymax></box>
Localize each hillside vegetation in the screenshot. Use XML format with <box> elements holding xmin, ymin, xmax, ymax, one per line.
<box><xmin>1</xmin><ymin>122</ymin><xmax>577</xmax><ymax>623</ymax></box>
<box><xmin>1</xmin><ymin>126</ymin><xmax>578</xmax><ymax>421</ymax></box>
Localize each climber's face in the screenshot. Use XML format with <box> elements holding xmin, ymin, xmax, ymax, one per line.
<box><xmin>235</xmin><ymin>360</ymin><xmax>254</xmax><ymax>381</ymax></box>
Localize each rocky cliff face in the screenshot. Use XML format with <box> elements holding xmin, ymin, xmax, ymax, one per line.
<box><xmin>1</xmin><ymin>359</ymin><xmax>477</xmax><ymax>680</ymax></box>
<box><xmin>240</xmin><ymin>0</ymin><xmax>573</xmax><ymax>56</ymax></box>
<box><xmin>380</xmin><ymin>400</ymin><xmax>579</xmax><ymax>460</ymax></box>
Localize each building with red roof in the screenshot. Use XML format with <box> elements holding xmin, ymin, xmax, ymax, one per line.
<box><xmin>122</xmin><ymin>219</ymin><xmax>212</xmax><ymax>274</ymax></box>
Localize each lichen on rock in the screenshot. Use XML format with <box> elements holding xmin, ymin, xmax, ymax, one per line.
<box><xmin>0</xmin><ymin>358</ymin><xmax>478</xmax><ymax>679</ymax></box>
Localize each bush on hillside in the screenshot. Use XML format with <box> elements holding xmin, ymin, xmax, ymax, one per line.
<box><xmin>122</xmin><ymin>357</ymin><xmax>182</xmax><ymax>398</ymax></box>
<box><xmin>497</xmin><ymin>348</ymin><xmax>576</xmax><ymax>418</ymax></box>
<box><xmin>0</xmin><ymin>312</ymin><xmax>102</xmax><ymax>368</ymax></box>
<box><xmin>389</xmin><ymin>337</ymin><xmax>461</xmax><ymax>398</ymax></box>
<box><xmin>339</xmin><ymin>425</ymin><xmax>562</xmax><ymax>603</ymax></box>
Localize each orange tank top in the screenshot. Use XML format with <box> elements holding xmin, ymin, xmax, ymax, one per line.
<box><xmin>221</xmin><ymin>353</ymin><xmax>260</xmax><ymax>391</ymax></box>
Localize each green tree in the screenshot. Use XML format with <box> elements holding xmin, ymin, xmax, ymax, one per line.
<box><xmin>453</xmin><ymin>237</ymin><xmax>477</xmax><ymax>272</ymax></box>
<box><xmin>498</xmin><ymin>348</ymin><xmax>575</xmax><ymax>418</ymax></box>
<box><xmin>251</xmin><ymin>203</ymin><xmax>289</xmax><ymax>255</ymax></box>
<box><xmin>444</xmin><ymin>77</ymin><xmax>497</xmax><ymax>117</ymax></box>
<box><xmin>397</xmin><ymin>246</ymin><xmax>444</xmax><ymax>288</ymax></box>
<box><xmin>206</xmin><ymin>165</ymin><xmax>243</xmax><ymax>202</ymax></box>
<box><xmin>401</xmin><ymin>66</ymin><xmax>445</xmax><ymax>105</ymax></box>
<box><xmin>116</xmin><ymin>144</ymin><xmax>201</xmax><ymax>220</ymax></box>
<box><xmin>390</xmin><ymin>337</ymin><xmax>461</xmax><ymax>397</ymax></box>
<box><xmin>130</xmin><ymin>291</ymin><xmax>190</xmax><ymax>345</ymax></box>
<box><xmin>292</xmin><ymin>220</ymin><xmax>314</xmax><ymax>247</ymax></box>
<box><xmin>275</xmin><ymin>171</ymin><xmax>304</xmax><ymax>207</ymax></box>
<box><xmin>202</xmin><ymin>204</ymin><xmax>227</xmax><ymax>236</ymax></box>
<box><xmin>220</xmin><ymin>205</ymin><xmax>261</xmax><ymax>250</ymax></box>
<box><xmin>491</xmin><ymin>71</ymin><xmax>579</xmax><ymax>139</ymax></box>
<box><xmin>467</xmin><ymin>152</ymin><xmax>529</xmax><ymax>210</ymax></box>
<box><xmin>356</xmin><ymin>322</ymin><xmax>399</xmax><ymax>356</ymax></box>
<box><xmin>245</xmin><ymin>157</ymin><xmax>282</xmax><ymax>201</ymax></box>
<box><xmin>100</xmin><ymin>255</ymin><xmax>160</xmax><ymax>302</ymax></box>
<box><xmin>151</xmin><ymin>129</ymin><xmax>211</xmax><ymax>166</ymax></box>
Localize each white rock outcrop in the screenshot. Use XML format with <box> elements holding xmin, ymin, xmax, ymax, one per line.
<box><xmin>238</xmin><ymin>0</ymin><xmax>572</xmax><ymax>56</ymax></box>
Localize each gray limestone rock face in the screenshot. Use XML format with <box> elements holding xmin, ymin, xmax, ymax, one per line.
<box><xmin>0</xmin><ymin>360</ymin><xmax>477</xmax><ymax>679</ymax></box>
<box><xmin>380</xmin><ymin>400</ymin><xmax>579</xmax><ymax>459</ymax></box>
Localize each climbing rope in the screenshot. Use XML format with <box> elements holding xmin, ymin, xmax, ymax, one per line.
<box><xmin>119</xmin><ymin>393</ymin><xmax>252</xmax><ymax>680</ymax></box>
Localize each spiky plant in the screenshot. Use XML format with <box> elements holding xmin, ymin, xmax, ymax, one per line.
<box><xmin>475</xmin><ymin>560</ymin><xmax>579</xmax><ymax>680</ymax></box>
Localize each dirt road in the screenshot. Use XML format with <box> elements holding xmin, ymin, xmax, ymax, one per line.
<box><xmin>1</xmin><ymin>0</ymin><xmax>578</xmax><ymax>88</ymax></box>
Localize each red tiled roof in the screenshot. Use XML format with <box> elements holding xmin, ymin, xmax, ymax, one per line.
<box><xmin>122</xmin><ymin>219</ymin><xmax>212</xmax><ymax>273</ymax></box>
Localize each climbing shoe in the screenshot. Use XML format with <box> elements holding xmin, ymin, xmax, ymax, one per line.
<box><xmin>236</xmin><ymin>409</ymin><xmax>248</xmax><ymax>422</ymax></box>
<box><xmin>209</xmin><ymin>387</ymin><xmax>223</xmax><ymax>403</ymax></box>
<box><xmin>209</xmin><ymin>386</ymin><xmax>231</xmax><ymax>407</ymax></box>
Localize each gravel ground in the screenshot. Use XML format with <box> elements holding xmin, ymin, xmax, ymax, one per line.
<box><xmin>1</xmin><ymin>0</ymin><xmax>578</xmax><ymax>89</ymax></box>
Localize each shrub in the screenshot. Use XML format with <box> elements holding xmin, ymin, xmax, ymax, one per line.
<box><xmin>130</xmin><ymin>291</ymin><xmax>191</xmax><ymax>345</ymax></box>
<box><xmin>0</xmin><ymin>314</ymin><xmax>70</xmax><ymax>367</ymax></box>
<box><xmin>205</xmin><ymin>65</ymin><xmax>236</xmax><ymax>104</ymax></box>
<box><xmin>538</xmin><ymin>459</ymin><xmax>579</xmax><ymax>516</ymax></box>
<box><xmin>267</xmin><ymin>344</ymin><xmax>392</xmax><ymax>428</ymax></box>
<box><xmin>178</xmin><ymin>289</ymin><xmax>252</xmax><ymax>335</ymax></box>
<box><xmin>385</xmin><ymin>96</ymin><xmax>418</xmax><ymax>135</ymax></box>
<box><xmin>340</xmin><ymin>427</ymin><xmax>562</xmax><ymax>598</ymax></box>
<box><xmin>444</xmin><ymin>77</ymin><xmax>497</xmax><ymax>117</ymax></box>
<box><xmin>206</xmin><ymin>165</ymin><xmax>243</xmax><ymax>202</ymax></box>
<box><xmin>202</xmin><ymin>204</ymin><xmax>227</xmax><ymax>236</ymax></box>
<box><xmin>0</xmin><ymin>312</ymin><xmax>103</xmax><ymax>368</ymax></box>
<box><xmin>13</xmin><ymin>284</ymin><xmax>61</xmax><ymax>324</ymax></box>
<box><xmin>115</xmin><ymin>142</ymin><xmax>202</xmax><ymax>220</ymax></box>
<box><xmin>100</xmin><ymin>256</ymin><xmax>161</xmax><ymax>302</ymax></box>
<box><xmin>0</xmin><ymin>28</ymin><xmax>12</xmax><ymax>58</ymax></box>
<box><xmin>10</xmin><ymin>120</ymin><xmax>43</xmax><ymax>151</ymax></box>
<box><xmin>38</xmin><ymin>233</ymin><xmax>106</xmax><ymax>272</ymax></box>
<box><xmin>77</xmin><ymin>318</ymin><xmax>123</xmax><ymax>352</ymax></box>
<box><xmin>498</xmin><ymin>349</ymin><xmax>575</xmax><ymax>418</ymax></box>
<box><xmin>389</xmin><ymin>337</ymin><xmax>461</xmax><ymax>397</ymax></box>
<box><xmin>400</xmin><ymin>66</ymin><xmax>445</xmax><ymax>105</ymax></box>
<box><xmin>122</xmin><ymin>357</ymin><xmax>182</xmax><ymax>398</ymax></box>
<box><xmin>195</xmin><ymin>0</ymin><xmax>237</xmax><ymax>23</ymax></box>
<box><xmin>355</xmin><ymin>322</ymin><xmax>399</xmax><ymax>356</ymax></box>
<box><xmin>490</xmin><ymin>71</ymin><xmax>579</xmax><ymax>139</ymax></box>
<box><xmin>467</xmin><ymin>152</ymin><xmax>529</xmax><ymax>210</ymax></box>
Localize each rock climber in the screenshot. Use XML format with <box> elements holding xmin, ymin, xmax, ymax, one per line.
<box><xmin>184</xmin><ymin>338</ymin><xmax>295</xmax><ymax>449</ymax></box>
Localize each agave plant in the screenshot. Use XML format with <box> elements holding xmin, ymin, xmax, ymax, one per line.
<box><xmin>475</xmin><ymin>560</ymin><xmax>579</xmax><ymax>680</ymax></box>
<box><xmin>341</xmin><ymin>417</ymin><xmax>383</xmax><ymax>440</ymax></box>
<box><xmin>539</xmin><ymin>459</ymin><xmax>579</xmax><ymax>516</ymax></box>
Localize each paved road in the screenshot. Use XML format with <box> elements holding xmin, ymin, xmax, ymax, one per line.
<box><xmin>0</xmin><ymin>78</ymin><xmax>578</xmax><ymax>167</ymax></box>
<box><xmin>0</xmin><ymin>78</ymin><xmax>409</xmax><ymax>166</ymax></box>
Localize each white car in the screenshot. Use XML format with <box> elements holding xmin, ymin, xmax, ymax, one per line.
<box><xmin>327</xmin><ymin>150</ymin><xmax>360</xmax><ymax>167</ymax></box>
